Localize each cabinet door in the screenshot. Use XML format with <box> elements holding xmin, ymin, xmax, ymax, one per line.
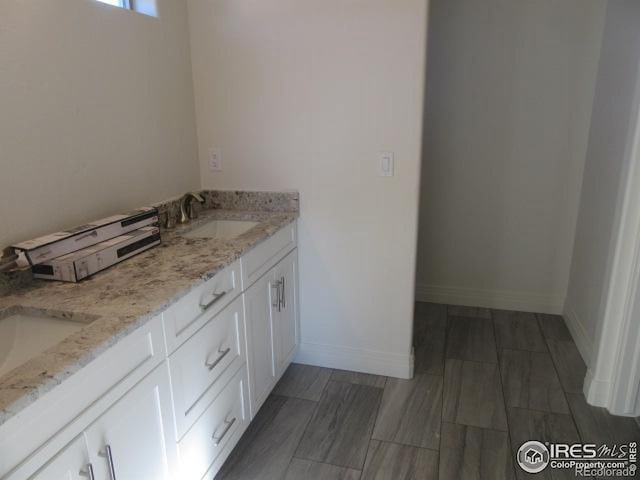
<box><xmin>244</xmin><ymin>272</ymin><xmax>277</xmax><ymax>417</ymax></box>
<box><xmin>273</xmin><ymin>250</ymin><xmax>298</xmax><ymax>375</ymax></box>
<box><xmin>27</xmin><ymin>435</ymin><xmax>92</xmax><ymax>480</ymax></box>
<box><xmin>84</xmin><ymin>364</ymin><xmax>176</xmax><ymax>480</ymax></box>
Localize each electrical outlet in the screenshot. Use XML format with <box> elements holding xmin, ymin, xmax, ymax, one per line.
<box><xmin>209</xmin><ymin>147</ymin><xmax>222</xmax><ymax>171</ymax></box>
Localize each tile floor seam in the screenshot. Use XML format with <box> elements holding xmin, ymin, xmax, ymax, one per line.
<box><xmin>440</xmin><ymin>420</ymin><xmax>518</xmax><ymax>436</ymax></box>
<box><xmin>436</xmin><ymin>306</ymin><xmax>450</xmax><ymax>477</ymax></box>
<box><xmin>289</xmin><ymin>456</ymin><xmax>364</xmax><ymax>475</ymax></box>
<box><xmin>284</xmin><ymin>375</ymin><xmax>329</xmax><ymax>476</ymax></box>
<box><xmin>412</xmin><ymin>372</ymin><xmax>447</xmax><ymax>379</ymax></box>
<box><xmin>537</xmin><ymin>314</ymin><xmax>587</xmax><ymax>445</ymax></box>
<box><xmin>276</xmin><ymin>393</ymin><xmax>324</xmax><ymax>402</ymax></box>
<box><xmin>360</xmin><ymin>379</ymin><xmax>388</xmax><ymax>472</ymax></box>
<box><xmin>329</xmin><ymin>370</ymin><xmax>388</xmax><ymax>389</ymax></box>
<box><xmin>491</xmin><ymin>307</ymin><xmax>518</xmax><ymax>479</ymax></box>
<box><xmin>443</xmin><ymin>356</ymin><xmax>500</xmax><ymax>367</ymax></box>
<box><xmin>498</xmin><ymin>345</ymin><xmax>572</xmax><ymax>416</ymax></box>
<box><xmin>371</xmin><ymin>373</ymin><xmax>443</xmax><ymax>453</ymax></box>
<box><xmin>294</xmin><ymin>377</ymin><xmax>384</xmax><ymax>472</ymax></box>
<box><xmin>495</xmin><ymin>345</ymin><xmax>557</xmax><ymax>354</ymax></box>
<box><xmin>365</xmin><ymin>437</ymin><xmax>441</xmax><ymax>454</ymax></box>
<box><xmin>326</xmin><ymin>378</ymin><xmax>387</xmax><ymax>390</ymax></box>
<box><xmin>285</xmin><ymin>409</ymin><xmax>319</xmax><ymax>469</ymax></box>
<box><xmin>507</xmin><ymin>405</ymin><xmax>575</xmax><ymax>418</ymax></box>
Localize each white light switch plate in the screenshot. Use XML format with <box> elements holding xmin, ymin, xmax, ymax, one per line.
<box><xmin>209</xmin><ymin>147</ymin><xmax>222</xmax><ymax>171</ymax></box>
<box><xmin>377</xmin><ymin>151</ymin><xmax>394</xmax><ymax>177</ymax></box>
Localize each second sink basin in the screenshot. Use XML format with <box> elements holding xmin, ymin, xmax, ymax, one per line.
<box><xmin>182</xmin><ymin>219</ymin><xmax>259</xmax><ymax>240</ymax></box>
<box><xmin>0</xmin><ymin>311</ymin><xmax>86</xmax><ymax>377</ymax></box>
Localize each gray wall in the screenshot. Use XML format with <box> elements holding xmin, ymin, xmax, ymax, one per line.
<box><xmin>416</xmin><ymin>0</ymin><xmax>606</xmax><ymax>314</ymax></box>
<box><xmin>565</xmin><ymin>0</ymin><xmax>640</xmax><ymax>367</ymax></box>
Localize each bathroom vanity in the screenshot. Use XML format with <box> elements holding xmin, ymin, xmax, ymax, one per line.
<box><xmin>0</xmin><ymin>191</ymin><xmax>299</xmax><ymax>480</ymax></box>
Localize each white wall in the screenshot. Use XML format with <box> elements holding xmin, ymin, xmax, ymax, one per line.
<box><xmin>415</xmin><ymin>0</ymin><xmax>606</xmax><ymax>314</ymax></box>
<box><xmin>0</xmin><ymin>0</ymin><xmax>200</xmax><ymax>248</ymax></box>
<box><xmin>187</xmin><ymin>0</ymin><xmax>429</xmax><ymax>377</ymax></box>
<box><xmin>564</xmin><ymin>0</ymin><xmax>640</xmax><ymax>408</ymax></box>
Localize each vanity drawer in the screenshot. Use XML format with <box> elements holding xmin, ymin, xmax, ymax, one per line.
<box><xmin>169</xmin><ymin>295</ymin><xmax>246</xmax><ymax>439</ymax></box>
<box><xmin>163</xmin><ymin>260</ymin><xmax>241</xmax><ymax>353</ymax></box>
<box><xmin>241</xmin><ymin>222</ymin><xmax>296</xmax><ymax>289</ymax></box>
<box><xmin>177</xmin><ymin>366</ymin><xmax>249</xmax><ymax>480</ymax></box>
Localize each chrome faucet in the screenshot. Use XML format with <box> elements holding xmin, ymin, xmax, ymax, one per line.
<box><xmin>179</xmin><ymin>192</ymin><xmax>205</xmax><ymax>224</ymax></box>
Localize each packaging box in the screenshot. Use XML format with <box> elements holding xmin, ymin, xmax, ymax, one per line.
<box><xmin>32</xmin><ymin>227</ymin><xmax>161</xmax><ymax>282</ymax></box>
<box><xmin>12</xmin><ymin>207</ymin><xmax>158</xmax><ymax>265</ymax></box>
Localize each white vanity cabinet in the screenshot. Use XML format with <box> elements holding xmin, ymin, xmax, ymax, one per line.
<box><xmin>83</xmin><ymin>364</ymin><xmax>176</xmax><ymax>480</ymax></box>
<box><xmin>244</xmin><ymin>248</ymin><xmax>298</xmax><ymax>417</ymax></box>
<box><xmin>168</xmin><ymin>295</ymin><xmax>247</xmax><ymax>439</ymax></box>
<box><xmin>1</xmin><ymin>221</ymin><xmax>299</xmax><ymax>480</ymax></box>
<box><xmin>28</xmin><ymin>435</ymin><xmax>91</xmax><ymax>480</ymax></box>
<box><xmin>244</xmin><ymin>271</ymin><xmax>278</xmax><ymax>416</ymax></box>
<box><xmin>11</xmin><ymin>363</ymin><xmax>176</xmax><ymax>480</ymax></box>
<box><xmin>272</xmin><ymin>250</ymin><xmax>298</xmax><ymax>376</ymax></box>
<box><xmin>176</xmin><ymin>367</ymin><xmax>249</xmax><ymax>480</ymax></box>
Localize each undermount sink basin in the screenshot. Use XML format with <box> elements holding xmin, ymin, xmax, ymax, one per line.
<box><xmin>0</xmin><ymin>311</ymin><xmax>85</xmax><ymax>377</ymax></box>
<box><xmin>182</xmin><ymin>219</ymin><xmax>259</xmax><ymax>240</ymax></box>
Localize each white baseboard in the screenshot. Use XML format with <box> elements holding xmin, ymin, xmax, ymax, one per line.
<box><xmin>295</xmin><ymin>342</ymin><xmax>413</xmax><ymax>379</ymax></box>
<box><xmin>415</xmin><ymin>284</ymin><xmax>564</xmax><ymax>315</ymax></box>
<box><xmin>562</xmin><ymin>305</ymin><xmax>612</xmax><ymax>408</ymax></box>
<box><xmin>583</xmin><ymin>367</ymin><xmax>611</xmax><ymax>408</ymax></box>
<box><xmin>562</xmin><ymin>304</ymin><xmax>594</xmax><ymax>369</ymax></box>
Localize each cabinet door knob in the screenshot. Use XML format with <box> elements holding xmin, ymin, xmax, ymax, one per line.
<box><xmin>280</xmin><ymin>276</ymin><xmax>286</xmax><ymax>309</ymax></box>
<box><xmin>212</xmin><ymin>416</ymin><xmax>237</xmax><ymax>446</ymax></box>
<box><xmin>205</xmin><ymin>346</ymin><xmax>231</xmax><ymax>371</ymax></box>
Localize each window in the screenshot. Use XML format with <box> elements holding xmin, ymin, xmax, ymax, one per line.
<box><xmin>95</xmin><ymin>0</ymin><xmax>157</xmax><ymax>17</ymax></box>
<box><xmin>96</xmin><ymin>0</ymin><xmax>130</xmax><ymax>8</ymax></box>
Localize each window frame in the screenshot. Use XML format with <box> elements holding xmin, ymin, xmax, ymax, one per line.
<box><xmin>94</xmin><ymin>0</ymin><xmax>157</xmax><ymax>18</ymax></box>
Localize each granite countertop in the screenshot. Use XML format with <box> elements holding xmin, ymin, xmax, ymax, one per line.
<box><xmin>0</xmin><ymin>190</ymin><xmax>298</xmax><ymax>426</ymax></box>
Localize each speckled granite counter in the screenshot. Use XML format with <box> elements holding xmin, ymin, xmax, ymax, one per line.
<box><xmin>0</xmin><ymin>190</ymin><xmax>298</xmax><ymax>426</ymax></box>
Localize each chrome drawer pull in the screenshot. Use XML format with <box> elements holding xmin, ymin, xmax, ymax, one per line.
<box><xmin>271</xmin><ymin>281</ymin><xmax>280</xmax><ymax>308</ymax></box>
<box><xmin>212</xmin><ymin>417</ymin><xmax>237</xmax><ymax>446</ymax></box>
<box><xmin>79</xmin><ymin>464</ymin><xmax>95</xmax><ymax>480</ymax></box>
<box><xmin>200</xmin><ymin>290</ymin><xmax>227</xmax><ymax>310</ymax></box>
<box><xmin>98</xmin><ymin>445</ymin><xmax>117</xmax><ymax>480</ymax></box>
<box><xmin>205</xmin><ymin>347</ymin><xmax>231</xmax><ymax>371</ymax></box>
<box><xmin>281</xmin><ymin>276</ymin><xmax>286</xmax><ymax>309</ymax></box>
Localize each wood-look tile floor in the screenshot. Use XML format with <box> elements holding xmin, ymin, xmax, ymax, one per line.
<box><xmin>216</xmin><ymin>303</ymin><xmax>640</xmax><ymax>480</ymax></box>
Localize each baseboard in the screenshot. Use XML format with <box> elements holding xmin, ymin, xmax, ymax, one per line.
<box><xmin>415</xmin><ymin>284</ymin><xmax>564</xmax><ymax>314</ymax></box>
<box><xmin>563</xmin><ymin>304</ymin><xmax>594</xmax><ymax>369</ymax></box>
<box><xmin>563</xmin><ymin>305</ymin><xmax>611</xmax><ymax>408</ymax></box>
<box><xmin>295</xmin><ymin>342</ymin><xmax>413</xmax><ymax>379</ymax></box>
<box><xmin>583</xmin><ymin>367</ymin><xmax>611</xmax><ymax>408</ymax></box>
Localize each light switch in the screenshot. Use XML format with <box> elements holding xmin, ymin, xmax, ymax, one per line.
<box><xmin>377</xmin><ymin>151</ymin><xmax>394</xmax><ymax>177</ymax></box>
<box><xmin>209</xmin><ymin>147</ymin><xmax>222</xmax><ymax>171</ymax></box>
